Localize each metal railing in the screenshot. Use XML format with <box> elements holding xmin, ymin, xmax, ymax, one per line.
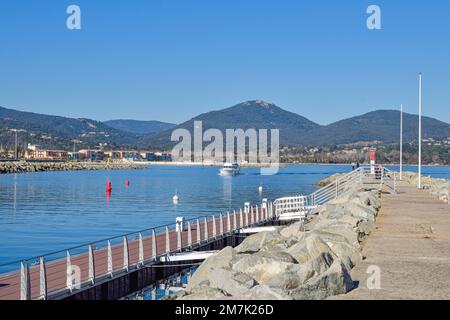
<box><xmin>0</xmin><ymin>201</ymin><xmax>275</xmax><ymax>300</ymax></box>
<box><xmin>273</xmin><ymin>166</ymin><xmax>397</xmax><ymax>219</ymax></box>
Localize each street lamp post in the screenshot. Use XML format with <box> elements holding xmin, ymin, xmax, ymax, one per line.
<box><xmin>400</xmin><ymin>104</ymin><xmax>403</xmax><ymax>180</ymax></box>
<box><xmin>418</xmin><ymin>73</ymin><xmax>422</xmax><ymax>189</ymax></box>
<box><xmin>9</xmin><ymin>129</ymin><xmax>19</xmax><ymax>160</ymax></box>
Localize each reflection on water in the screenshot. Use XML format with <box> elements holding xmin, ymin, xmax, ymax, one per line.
<box><xmin>0</xmin><ymin>164</ymin><xmax>448</xmax><ymax>265</ymax></box>
<box><xmin>127</xmin><ymin>266</ymin><xmax>198</xmax><ymax>300</ymax></box>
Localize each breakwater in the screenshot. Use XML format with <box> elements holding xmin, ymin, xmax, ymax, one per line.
<box><xmin>315</xmin><ymin>173</ymin><xmax>345</xmax><ymax>186</ymax></box>
<box><xmin>174</xmin><ymin>182</ymin><xmax>382</xmax><ymax>300</ymax></box>
<box><xmin>0</xmin><ymin>161</ymin><xmax>146</xmax><ymax>174</ymax></box>
<box><xmin>402</xmin><ymin>172</ymin><xmax>450</xmax><ymax>204</ymax></box>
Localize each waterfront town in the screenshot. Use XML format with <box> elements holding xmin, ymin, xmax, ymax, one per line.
<box><xmin>0</xmin><ymin>143</ymin><xmax>172</xmax><ymax>162</ymax></box>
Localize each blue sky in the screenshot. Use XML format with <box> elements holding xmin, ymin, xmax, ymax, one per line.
<box><xmin>0</xmin><ymin>0</ymin><xmax>449</xmax><ymax>124</ymax></box>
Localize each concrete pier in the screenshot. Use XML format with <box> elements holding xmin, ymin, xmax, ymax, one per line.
<box><xmin>332</xmin><ymin>181</ymin><xmax>450</xmax><ymax>300</ymax></box>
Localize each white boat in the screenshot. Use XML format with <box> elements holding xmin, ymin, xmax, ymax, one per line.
<box><xmin>219</xmin><ymin>163</ymin><xmax>240</xmax><ymax>176</ymax></box>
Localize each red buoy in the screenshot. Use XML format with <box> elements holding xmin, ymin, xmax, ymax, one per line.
<box><xmin>106</xmin><ymin>181</ymin><xmax>112</xmax><ymax>192</ymax></box>
<box><xmin>125</xmin><ymin>180</ymin><xmax>130</xmax><ymax>188</ymax></box>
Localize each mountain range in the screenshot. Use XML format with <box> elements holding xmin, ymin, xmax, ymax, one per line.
<box><xmin>104</xmin><ymin>120</ymin><xmax>176</xmax><ymax>135</ymax></box>
<box><xmin>1</xmin><ymin>101</ymin><xmax>449</xmax><ymax>151</ymax></box>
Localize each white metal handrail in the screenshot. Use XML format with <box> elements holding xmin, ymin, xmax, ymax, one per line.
<box><xmin>273</xmin><ymin>166</ymin><xmax>397</xmax><ymax>220</ymax></box>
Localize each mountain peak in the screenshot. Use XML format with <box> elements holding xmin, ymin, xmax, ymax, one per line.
<box><xmin>242</xmin><ymin>100</ymin><xmax>274</xmax><ymax>109</ymax></box>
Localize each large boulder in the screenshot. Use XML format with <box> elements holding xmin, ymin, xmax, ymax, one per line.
<box><xmin>286</xmin><ymin>234</ymin><xmax>335</xmax><ymax>264</ymax></box>
<box><xmin>208</xmin><ymin>269</ymin><xmax>256</xmax><ymax>296</ymax></box>
<box><xmin>280</xmin><ymin>223</ymin><xmax>305</xmax><ymax>240</ymax></box>
<box><xmin>185</xmin><ymin>246</ymin><xmax>235</xmax><ymax>290</ymax></box>
<box><xmin>313</xmin><ymin>220</ymin><xmax>359</xmax><ymax>246</ymax></box>
<box><xmin>290</xmin><ymin>259</ymin><xmax>354</xmax><ymax>300</ymax></box>
<box><xmin>231</xmin><ymin>253</ymin><xmax>297</xmax><ymax>285</ymax></box>
<box><xmin>307</xmin><ymin>230</ymin><xmax>361</xmax><ymax>270</ymax></box>
<box><xmin>354</xmin><ymin>191</ymin><xmax>381</xmax><ymax>209</ymax></box>
<box><xmin>343</xmin><ymin>202</ymin><xmax>377</xmax><ymax>223</ymax></box>
<box><xmin>235</xmin><ymin>231</ymin><xmax>286</xmax><ymax>254</ymax></box>
<box><xmin>255</xmin><ymin>248</ymin><xmax>297</xmax><ymax>263</ymax></box>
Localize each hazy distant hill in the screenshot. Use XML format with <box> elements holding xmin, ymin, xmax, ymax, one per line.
<box><xmin>301</xmin><ymin>110</ymin><xmax>450</xmax><ymax>146</ymax></box>
<box><xmin>104</xmin><ymin>119</ymin><xmax>176</xmax><ymax>135</ymax></box>
<box><xmin>1</xmin><ymin>102</ymin><xmax>450</xmax><ymax>151</ymax></box>
<box><xmin>0</xmin><ymin>106</ymin><xmax>138</xmax><ymax>150</ymax></box>
<box><xmin>140</xmin><ymin>100</ymin><xmax>321</xmax><ymax>148</ymax></box>
<box><xmin>142</xmin><ymin>104</ymin><xmax>450</xmax><ymax>148</ymax></box>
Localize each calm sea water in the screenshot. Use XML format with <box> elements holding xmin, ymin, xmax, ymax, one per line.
<box><xmin>0</xmin><ymin>164</ymin><xmax>449</xmax><ymax>267</ymax></box>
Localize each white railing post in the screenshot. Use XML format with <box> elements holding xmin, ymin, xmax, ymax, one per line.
<box><xmin>212</xmin><ymin>215</ymin><xmax>217</xmax><ymax>238</ymax></box>
<box><xmin>20</xmin><ymin>261</ymin><xmax>30</xmax><ymax>301</ymax></box>
<box><xmin>250</xmin><ymin>207</ymin><xmax>254</xmax><ymax>225</ymax></box>
<box><xmin>66</xmin><ymin>251</ymin><xmax>73</xmax><ymax>292</ymax></box>
<box><xmin>39</xmin><ymin>256</ymin><xmax>47</xmax><ymax>300</ymax></box>
<box><xmin>219</xmin><ymin>214</ymin><xmax>224</xmax><ymax>236</ymax></box>
<box><xmin>88</xmin><ymin>245</ymin><xmax>95</xmax><ymax>285</ymax></box>
<box><xmin>239</xmin><ymin>209</ymin><xmax>244</xmax><ymax>228</ymax></box>
<box><xmin>226</xmin><ymin>212</ymin><xmax>231</xmax><ymax>233</ymax></box>
<box><xmin>233</xmin><ymin>210</ymin><xmax>237</xmax><ymax>230</ymax></box>
<box><xmin>138</xmin><ymin>233</ymin><xmax>144</xmax><ymax>266</ymax></box>
<box><xmin>152</xmin><ymin>229</ymin><xmax>157</xmax><ymax>260</ymax></box>
<box><xmin>196</xmin><ymin>219</ymin><xmax>201</xmax><ymax>244</ymax></box>
<box><xmin>187</xmin><ymin>221</ymin><xmax>192</xmax><ymax>248</ymax></box>
<box><xmin>107</xmin><ymin>240</ymin><xmax>113</xmax><ymax>277</ymax></box>
<box><xmin>256</xmin><ymin>205</ymin><xmax>260</xmax><ymax>223</ymax></box>
<box><xmin>245</xmin><ymin>209</ymin><xmax>249</xmax><ymax>227</ymax></box>
<box><xmin>165</xmin><ymin>227</ymin><xmax>171</xmax><ymax>254</ymax></box>
<box><xmin>204</xmin><ymin>217</ymin><xmax>208</xmax><ymax>241</ymax></box>
<box><xmin>269</xmin><ymin>202</ymin><xmax>272</xmax><ymax>218</ymax></box>
<box><xmin>86</xmin><ymin>245</ymin><xmax>96</xmax><ymax>283</ymax></box>
<box><xmin>177</xmin><ymin>226</ymin><xmax>182</xmax><ymax>252</ymax></box>
<box><xmin>123</xmin><ymin>236</ymin><xmax>129</xmax><ymax>271</ymax></box>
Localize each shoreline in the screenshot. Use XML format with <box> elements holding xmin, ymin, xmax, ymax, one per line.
<box><xmin>0</xmin><ymin>161</ymin><xmax>147</xmax><ymax>175</ymax></box>
<box><xmin>2</xmin><ymin>160</ymin><xmax>449</xmax><ymax>175</ymax></box>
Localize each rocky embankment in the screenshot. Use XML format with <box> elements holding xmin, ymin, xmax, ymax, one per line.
<box><xmin>176</xmin><ymin>184</ymin><xmax>381</xmax><ymax>300</ymax></box>
<box><xmin>315</xmin><ymin>173</ymin><xmax>346</xmax><ymax>186</ymax></box>
<box><xmin>0</xmin><ymin>161</ymin><xmax>146</xmax><ymax>174</ymax></box>
<box><xmin>402</xmin><ymin>172</ymin><xmax>450</xmax><ymax>204</ymax></box>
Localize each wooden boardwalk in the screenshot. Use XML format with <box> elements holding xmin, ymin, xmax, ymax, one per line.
<box><xmin>332</xmin><ymin>181</ymin><xmax>450</xmax><ymax>300</ymax></box>
<box><xmin>0</xmin><ymin>207</ymin><xmax>269</xmax><ymax>300</ymax></box>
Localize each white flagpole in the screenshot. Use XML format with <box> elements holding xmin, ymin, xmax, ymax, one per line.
<box><xmin>400</xmin><ymin>104</ymin><xmax>403</xmax><ymax>180</ymax></box>
<box><xmin>418</xmin><ymin>73</ymin><xmax>422</xmax><ymax>189</ymax></box>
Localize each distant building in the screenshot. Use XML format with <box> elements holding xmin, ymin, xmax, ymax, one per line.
<box><xmin>138</xmin><ymin>151</ymin><xmax>171</xmax><ymax>161</ymax></box>
<box><xmin>68</xmin><ymin>152</ymin><xmax>81</xmax><ymax>160</ymax></box>
<box><xmin>27</xmin><ymin>144</ymin><xmax>43</xmax><ymax>151</ymax></box>
<box><xmin>31</xmin><ymin>150</ymin><xmax>69</xmax><ymax>160</ymax></box>
<box><xmin>78</xmin><ymin>149</ymin><xmax>105</xmax><ymax>161</ymax></box>
<box><xmin>104</xmin><ymin>150</ymin><xmax>141</xmax><ymax>160</ymax></box>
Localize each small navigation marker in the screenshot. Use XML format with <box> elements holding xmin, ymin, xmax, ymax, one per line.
<box><xmin>106</xmin><ymin>181</ymin><xmax>112</xmax><ymax>193</ymax></box>
<box><xmin>173</xmin><ymin>189</ymin><xmax>179</xmax><ymax>204</ymax></box>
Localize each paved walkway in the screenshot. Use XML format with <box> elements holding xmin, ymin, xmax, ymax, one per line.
<box><xmin>333</xmin><ymin>181</ymin><xmax>450</xmax><ymax>300</ymax></box>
